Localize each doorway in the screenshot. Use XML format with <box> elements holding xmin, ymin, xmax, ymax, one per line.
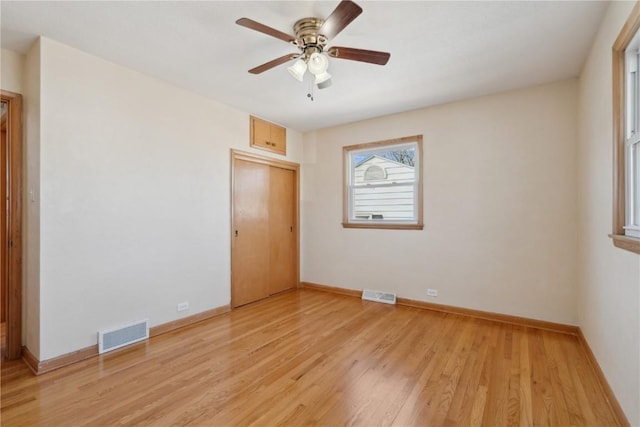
<box><xmin>230</xmin><ymin>150</ymin><xmax>299</xmax><ymax>308</ymax></box>
<box><xmin>1</xmin><ymin>90</ymin><xmax>23</xmax><ymax>360</ymax></box>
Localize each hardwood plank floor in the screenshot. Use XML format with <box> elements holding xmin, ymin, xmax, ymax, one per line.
<box><xmin>0</xmin><ymin>289</ymin><xmax>619</xmax><ymax>426</ymax></box>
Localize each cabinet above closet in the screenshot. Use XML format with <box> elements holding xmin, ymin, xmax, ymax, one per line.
<box><xmin>250</xmin><ymin>116</ymin><xmax>286</xmax><ymax>155</ymax></box>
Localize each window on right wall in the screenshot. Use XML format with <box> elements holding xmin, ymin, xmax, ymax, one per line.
<box><xmin>612</xmin><ymin>3</ymin><xmax>640</xmax><ymax>254</ymax></box>
<box><xmin>625</xmin><ymin>43</ymin><xmax>640</xmax><ymax>239</ymax></box>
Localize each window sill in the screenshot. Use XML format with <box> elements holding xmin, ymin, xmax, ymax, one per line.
<box><xmin>342</xmin><ymin>222</ymin><xmax>424</xmax><ymax>230</ymax></box>
<box><xmin>609</xmin><ymin>234</ymin><xmax>640</xmax><ymax>255</ymax></box>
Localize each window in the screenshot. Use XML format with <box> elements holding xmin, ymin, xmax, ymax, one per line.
<box><xmin>626</xmin><ymin>46</ymin><xmax>640</xmax><ymax>238</ymax></box>
<box><xmin>343</xmin><ymin>135</ymin><xmax>423</xmax><ymax>230</ymax></box>
<box><xmin>612</xmin><ymin>4</ymin><xmax>640</xmax><ymax>254</ymax></box>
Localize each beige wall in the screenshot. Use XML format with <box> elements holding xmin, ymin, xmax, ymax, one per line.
<box><xmin>23</xmin><ymin>40</ymin><xmax>42</xmax><ymax>358</ymax></box>
<box><xmin>1</xmin><ymin>48</ymin><xmax>25</xmax><ymax>93</ymax></box>
<box><xmin>30</xmin><ymin>37</ymin><xmax>303</xmax><ymax>360</ymax></box>
<box><xmin>302</xmin><ymin>79</ymin><xmax>579</xmax><ymax>325</ymax></box>
<box><xmin>577</xmin><ymin>1</ymin><xmax>640</xmax><ymax>424</ymax></box>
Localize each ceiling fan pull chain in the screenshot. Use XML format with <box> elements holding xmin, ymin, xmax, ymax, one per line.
<box><xmin>307</xmin><ymin>77</ymin><xmax>315</xmax><ymax>101</ymax></box>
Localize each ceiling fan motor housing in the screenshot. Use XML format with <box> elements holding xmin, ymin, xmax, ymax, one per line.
<box><xmin>294</xmin><ymin>17</ymin><xmax>328</xmax><ymax>58</ymax></box>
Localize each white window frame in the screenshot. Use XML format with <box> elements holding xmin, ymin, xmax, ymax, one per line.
<box><xmin>342</xmin><ymin>135</ymin><xmax>423</xmax><ymax>230</ymax></box>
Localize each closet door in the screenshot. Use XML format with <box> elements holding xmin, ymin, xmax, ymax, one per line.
<box><xmin>231</xmin><ymin>159</ymin><xmax>270</xmax><ymax>307</ymax></box>
<box><xmin>269</xmin><ymin>166</ymin><xmax>296</xmax><ymax>294</ymax></box>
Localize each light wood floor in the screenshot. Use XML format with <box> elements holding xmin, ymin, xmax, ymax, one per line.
<box><xmin>1</xmin><ymin>289</ymin><xmax>619</xmax><ymax>426</ymax></box>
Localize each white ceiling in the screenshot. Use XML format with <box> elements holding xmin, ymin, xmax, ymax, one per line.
<box><xmin>1</xmin><ymin>1</ymin><xmax>608</xmax><ymax>132</ymax></box>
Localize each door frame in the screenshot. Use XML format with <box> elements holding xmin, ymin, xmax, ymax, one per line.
<box><xmin>1</xmin><ymin>90</ymin><xmax>23</xmax><ymax>360</ymax></box>
<box><xmin>230</xmin><ymin>149</ymin><xmax>300</xmax><ymax>308</ymax></box>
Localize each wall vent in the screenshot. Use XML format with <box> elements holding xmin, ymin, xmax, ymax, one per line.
<box><xmin>362</xmin><ymin>289</ymin><xmax>397</xmax><ymax>305</ymax></box>
<box><xmin>98</xmin><ymin>319</ymin><xmax>149</xmax><ymax>354</ymax></box>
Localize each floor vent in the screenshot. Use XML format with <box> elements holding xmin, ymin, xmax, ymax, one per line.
<box><xmin>98</xmin><ymin>319</ymin><xmax>149</xmax><ymax>354</ymax></box>
<box><xmin>362</xmin><ymin>289</ymin><xmax>397</xmax><ymax>305</ymax></box>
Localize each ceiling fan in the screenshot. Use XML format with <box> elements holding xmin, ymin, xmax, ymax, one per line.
<box><xmin>236</xmin><ymin>0</ymin><xmax>390</xmax><ymax>90</ymax></box>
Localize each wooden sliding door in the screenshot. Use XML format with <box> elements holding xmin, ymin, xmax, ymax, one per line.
<box><xmin>268</xmin><ymin>166</ymin><xmax>296</xmax><ymax>294</ymax></box>
<box><xmin>231</xmin><ymin>159</ymin><xmax>270</xmax><ymax>307</ymax></box>
<box><xmin>231</xmin><ymin>151</ymin><xmax>299</xmax><ymax>308</ymax></box>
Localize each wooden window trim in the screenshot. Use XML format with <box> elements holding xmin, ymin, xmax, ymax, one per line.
<box><xmin>612</xmin><ymin>2</ymin><xmax>640</xmax><ymax>255</ymax></box>
<box><xmin>342</xmin><ymin>135</ymin><xmax>424</xmax><ymax>230</ymax></box>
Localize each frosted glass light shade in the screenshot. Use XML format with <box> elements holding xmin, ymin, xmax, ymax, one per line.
<box><xmin>287</xmin><ymin>59</ymin><xmax>307</xmax><ymax>82</ymax></box>
<box><xmin>307</xmin><ymin>52</ymin><xmax>329</xmax><ymax>75</ymax></box>
<box><xmin>314</xmin><ymin>71</ymin><xmax>332</xmax><ymax>84</ymax></box>
<box><xmin>317</xmin><ymin>77</ymin><xmax>333</xmax><ymax>89</ymax></box>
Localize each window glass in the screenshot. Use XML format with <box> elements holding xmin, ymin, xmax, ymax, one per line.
<box><xmin>633</xmin><ymin>141</ymin><xmax>640</xmax><ymax>226</ymax></box>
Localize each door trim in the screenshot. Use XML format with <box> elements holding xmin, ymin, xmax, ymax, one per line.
<box><xmin>230</xmin><ymin>150</ymin><xmax>300</xmax><ymax>308</ymax></box>
<box><xmin>1</xmin><ymin>90</ymin><xmax>23</xmax><ymax>360</ymax></box>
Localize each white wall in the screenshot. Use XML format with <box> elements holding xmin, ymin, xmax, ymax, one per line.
<box><xmin>24</xmin><ymin>41</ymin><xmax>42</xmax><ymax>357</ymax></box>
<box><xmin>1</xmin><ymin>48</ymin><xmax>25</xmax><ymax>93</ymax></box>
<box><xmin>32</xmin><ymin>37</ymin><xmax>302</xmax><ymax>360</ymax></box>
<box><xmin>302</xmin><ymin>79</ymin><xmax>579</xmax><ymax>325</ymax></box>
<box><xmin>577</xmin><ymin>2</ymin><xmax>640</xmax><ymax>425</ymax></box>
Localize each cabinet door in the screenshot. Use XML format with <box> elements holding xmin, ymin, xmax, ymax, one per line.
<box><xmin>268</xmin><ymin>125</ymin><xmax>286</xmax><ymax>154</ymax></box>
<box><xmin>231</xmin><ymin>159</ymin><xmax>270</xmax><ymax>307</ymax></box>
<box><xmin>269</xmin><ymin>166</ymin><xmax>296</xmax><ymax>294</ymax></box>
<box><xmin>251</xmin><ymin>117</ymin><xmax>271</xmax><ymax>149</ymax></box>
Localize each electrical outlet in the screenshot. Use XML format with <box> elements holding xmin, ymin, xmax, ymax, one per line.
<box><xmin>427</xmin><ymin>289</ymin><xmax>438</xmax><ymax>297</ymax></box>
<box><xmin>177</xmin><ymin>302</ymin><xmax>189</xmax><ymax>312</ymax></box>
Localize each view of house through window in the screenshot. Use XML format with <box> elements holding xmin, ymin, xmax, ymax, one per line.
<box><xmin>343</xmin><ymin>136</ymin><xmax>423</xmax><ymax>230</ymax></box>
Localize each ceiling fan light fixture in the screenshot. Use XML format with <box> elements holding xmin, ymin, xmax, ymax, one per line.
<box><xmin>307</xmin><ymin>52</ymin><xmax>329</xmax><ymax>75</ymax></box>
<box><xmin>287</xmin><ymin>59</ymin><xmax>307</xmax><ymax>82</ymax></box>
<box><xmin>314</xmin><ymin>71</ymin><xmax>332</xmax><ymax>85</ymax></box>
<box><xmin>317</xmin><ymin>78</ymin><xmax>333</xmax><ymax>90</ymax></box>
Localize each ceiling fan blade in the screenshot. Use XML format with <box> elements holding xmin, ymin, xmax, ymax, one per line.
<box><xmin>327</xmin><ymin>46</ymin><xmax>390</xmax><ymax>65</ymax></box>
<box><xmin>319</xmin><ymin>0</ymin><xmax>363</xmax><ymax>40</ymax></box>
<box><xmin>236</xmin><ymin>18</ymin><xmax>296</xmax><ymax>44</ymax></box>
<box><xmin>248</xmin><ymin>54</ymin><xmax>299</xmax><ymax>74</ymax></box>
